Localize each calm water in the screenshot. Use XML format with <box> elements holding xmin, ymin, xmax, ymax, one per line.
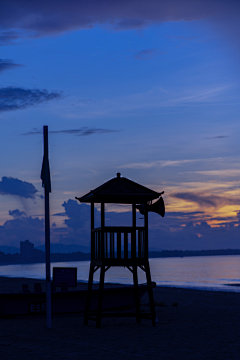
<box><xmin>1</xmin><ymin>255</ymin><xmax>240</xmax><ymax>292</ymax></box>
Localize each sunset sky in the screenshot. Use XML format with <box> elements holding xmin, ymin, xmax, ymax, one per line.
<box><xmin>0</xmin><ymin>0</ymin><xmax>240</xmax><ymax>251</ymax></box>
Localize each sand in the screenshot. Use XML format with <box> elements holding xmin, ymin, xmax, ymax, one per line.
<box><xmin>0</xmin><ymin>277</ymin><xmax>240</xmax><ymax>360</ymax></box>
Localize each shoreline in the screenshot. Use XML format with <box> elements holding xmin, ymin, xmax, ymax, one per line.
<box><xmin>0</xmin><ymin>276</ymin><xmax>240</xmax><ymax>295</ymax></box>
<box><xmin>0</xmin><ymin>276</ymin><xmax>239</xmax><ymax>359</ymax></box>
<box><xmin>1</xmin><ymin>275</ymin><xmax>240</xmax><ymax>294</ymax></box>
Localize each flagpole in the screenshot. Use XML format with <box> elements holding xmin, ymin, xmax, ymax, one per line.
<box><xmin>42</xmin><ymin>126</ymin><xmax>51</xmax><ymax>328</ymax></box>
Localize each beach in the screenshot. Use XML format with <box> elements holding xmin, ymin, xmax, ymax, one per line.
<box><xmin>0</xmin><ymin>277</ymin><xmax>240</xmax><ymax>360</ymax></box>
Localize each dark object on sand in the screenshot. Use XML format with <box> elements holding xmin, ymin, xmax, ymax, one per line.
<box><xmin>76</xmin><ymin>173</ymin><xmax>164</xmax><ymax>328</ymax></box>
<box><xmin>21</xmin><ymin>284</ymin><xmax>31</xmax><ymax>293</ymax></box>
<box><xmin>0</xmin><ymin>284</ymin><xmax>148</xmax><ymax>317</ymax></box>
<box><xmin>52</xmin><ymin>267</ymin><xmax>77</xmax><ymax>288</ymax></box>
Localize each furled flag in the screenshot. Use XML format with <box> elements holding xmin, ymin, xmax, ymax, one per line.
<box><xmin>41</xmin><ymin>127</ymin><xmax>51</xmax><ymax>194</ymax></box>
<box><xmin>41</xmin><ymin>154</ymin><xmax>51</xmax><ymax>193</ymax></box>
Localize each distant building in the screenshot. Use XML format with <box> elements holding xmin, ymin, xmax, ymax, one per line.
<box><xmin>20</xmin><ymin>240</ymin><xmax>34</xmax><ymax>261</ymax></box>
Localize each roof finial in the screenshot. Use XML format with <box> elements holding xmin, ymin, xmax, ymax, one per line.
<box><xmin>116</xmin><ymin>172</ymin><xmax>121</xmax><ymax>178</ymax></box>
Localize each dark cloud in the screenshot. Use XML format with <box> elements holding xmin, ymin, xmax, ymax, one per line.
<box><xmin>172</xmin><ymin>192</ymin><xmax>240</xmax><ymax>209</ymax></box>
<box><xmin>111</xmin><ymin>18</ymin><xmax>149</xmax><ymax>31</ymax></box>
<box><xmin>0</xmin><ymin>59</ymin><xmax>22</xmax><ymax>73</ymax></box>
<box><xmin>0</xmin><ymin>177</ymin><xmax>38</xmax><ymax>199</ymax></box>
<box><xmin>22</xmin><ymin>127</ymin><xmax>121</xmax><ymax>136</ymax></box>
<box><xmin>9</xmin><ymin>209</ymin><xmax>26</xmax><ymax>218</ymax></box>
<box><xmin>0</xmin><ymin>31</ymin><xmax>21</xmax><ymax>45</ymax></box>
<box><xmin>0</xmin><ymin>87</ymin><xmax>62</xmax><ymax>112</ymax></box>
<box><xmin>205</xmin><ymin>135</ymin><xmax>228</xmax><ymax>139</ymax></box>
<box><xmin>0</xmin><ymin>209</ymin><xmax>45</xmax><ymax>247</ymax></box>
<box><xmin>46</xmin><ymin>201</ymin><xmax>92</xmax><ymax>247</ymax></box>
<box><xmin>147</xmin><ymin>210</ymin><xmax>240</xmax><ymax>250</ymax></box>
<box><xmin>0</xmin><ymin>0</ymin><xmax>238</xmax><ymax>37</ymax></box>
<box><xmin>134</xmin><ymin>48</ymin><xmax>166</xmax><ymax>60</ymax></box>
<box><xmin>59</xmin><ymin>202</ymin><xmax>240</xmax><ymax>251</ymax></box>
<box><xmin>62</xmin><ymin>199</ymin><xmax>91</xmax><ymax>229</ymax></box>
<box><xmin>1</xmin><ymin>199</ymin><xmax>240</xmax><ymax>250</ymax></box>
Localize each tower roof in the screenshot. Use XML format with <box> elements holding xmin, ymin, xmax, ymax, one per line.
<box><xmin>76</xmin><ymin>173</ymin><xmax>163</xmax><ymax>204</ymax></box>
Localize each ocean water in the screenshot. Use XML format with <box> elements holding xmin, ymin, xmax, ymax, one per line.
<box><xmin>1</xmin><ymin>255</ymin><xmax>240</xmax><ymax>292</ymax></box>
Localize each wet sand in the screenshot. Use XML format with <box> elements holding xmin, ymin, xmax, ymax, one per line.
<box><xmin>0</xmin><ymin>277</ymin><xmax>240</xmax><ymax>359</ymax></box>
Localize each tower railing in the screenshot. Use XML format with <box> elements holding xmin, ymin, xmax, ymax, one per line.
<box><xmin>91</xmin><ymin>226</ymin><xmax>147</xmax><ymax>261</ymax></box>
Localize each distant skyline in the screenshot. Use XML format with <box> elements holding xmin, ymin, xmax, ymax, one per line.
<box><xmin>0</xmin><ymin>1</ymin><xmax>240</xmax><ymax>251</ymax></box>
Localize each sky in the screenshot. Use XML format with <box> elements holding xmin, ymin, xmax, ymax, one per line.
<box><xmin>0</xmin><ymin>0</ymin><xmax>240</xmax><ymax>251</ymax></box>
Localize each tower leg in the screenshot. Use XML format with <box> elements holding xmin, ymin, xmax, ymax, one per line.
<box><xmin>145</xmin><ymin>261</ymin><xmax>156</xmax><ymax>326</ymax></box>
<box><xmin>84</xmin><ymin>265</ymin><xmax>94</xmax><ymax>325</ymax></box>
<box><xmin>96</xmin><ymin>265</ymin><xmax>105</xmax><ymax>328</ymax></box>
<box><xmin>133</xmin><ymin>265</ymin><xmax>141</xmax><ymax>323</ymax></box>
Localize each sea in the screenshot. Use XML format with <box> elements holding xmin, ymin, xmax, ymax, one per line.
<box><xmin>1</xmin><ymin>255</ymin><xmax>240</xmax><ymax>292</ymax></box>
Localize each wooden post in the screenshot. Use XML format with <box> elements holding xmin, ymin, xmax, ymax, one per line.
<box><xmin>145</xmin><ymin>261</ymin><xmax>156</xmax><ymax>327</ymax></box>
<box><xmin>124</xmin><ymin>232</ymin><xmax>128</xmax><ymax>259</ymax></box>
<box><xmin>144</xmin><ymin>205</ymin><xmax>148</xmax><ymax>260</ymax></box>
<box><xmin>84</xmin><ymin>265</ymin><xmax>94</xmax><ymax>325</ymax></box>
<box><xmin>101</xmin><ymin>203</ymin><xmax>105</xmax><ymax>260</ymax></box>
<box><xmin>95</xmin><ymin>202</ymin><xmax>106</xmax><ymax>328</ymax></box>
<box><xmin>117</xmin><ymin>232</ymin><xmax>121</xmax><ymax>259</ymax></box>
<box><xmin>91</xmin><ymin>202</ymin><xmax>94</xmax><ymax>260</ymax></box>
<box><xmin>133</xmin><ymin>265</ymin><xmax>141</xmax><ymax>323</ymax></box>
<box><xmin>96</xmin><ymin>265</ymin><xmax>105</xmax><ymax>328</ymax></box>
<box><xmin>132</xmin><ymin>204</ymin><xmax>136</xmax><ymax>259</ymax></box>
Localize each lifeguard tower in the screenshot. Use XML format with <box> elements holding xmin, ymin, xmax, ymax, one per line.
<box><xmin>76</xmin><ymin>173</ymin><xmax>164</xmax><ymax>328</ymax></box>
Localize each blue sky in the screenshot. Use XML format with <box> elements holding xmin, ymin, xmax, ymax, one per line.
<box><xmin>0</xmin><ymin>0</ymin><xmax>240</xmax><ymax>251</ymax></box>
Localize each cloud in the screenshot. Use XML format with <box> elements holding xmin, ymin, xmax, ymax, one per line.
<box><xmin>80</xmin><ymin>85</ymin><xmax>230</xmax><ymax>119</ymax></box>
<box><xmin>9</xmin><ymin>209</ymin><xmax>26</xmax><ymax>218</ymax></box>
<box><xmin>0</xmin><ymin>87</ymin><xmax>62</xmax><ymax>112</ymax></box>
<box><xmin>135</xmin><ymin>48</ymin><xmax>166</xmax><ymax>60</ymax></box>
<box><xmin>172</xmin><ymin>192</ymin><xmax>240</xmax><ymax>208</ymax></box>
<box><xmin>22</xmin><ymin>127</ymin><xmax>121</xmax><ymax>136</ymax></box>
<box><xmin>0</xmin><ymin>0</ymin><xmax>239</xmax><ymax>39</ymax></box>
<box><xmin>205</xmin><ymin>135</ymin><xmax>228</xmax><ymax>139</ymax></box>
<box><xmin>0</xmin><ymin>31</ymin><xmax>21</xmax><ymax>45</ymax></box>
<box><xmin>0</xmin><ymin>209</ymin><xmax>45</xmax><ymax>247</ymax></box>
<box><xmin>194</xmin><ymin>169</ymin><xmax>240</xmax><ymax>177</ymax></box>
<box><xmin>0</xmin><ymin>177</ymin><xmax>38</xmax><ymax>199</ymax></box>
<box><xmin>110</xmin><ymin>18</ymin><xmax>149</xmax><ymax>31</ymax></box>
<box><xmin>59</xmin><ymin>201</ymin><xmax>240</xmax><ymax>251</ymax></box>
<box><xmin>62</xmin><ymin>199</ymin><xmax>91</xmax><ymax>229</ymax></box>
<box><xmin>119</xmin><ymin>159</ymin><xmax>195</xmax><ymax>169</ymax></box>
<box><xmin>1</xmin><ymin>199</ymin><xmax>240</xmax><ymax>250</ymax></box>
<box><xmin>0</xmin><ymin>59</ymin><xmax>22</xmax><ymax>73</ymax></box>
<box><xmin>42</xmin><ymin>201</ymin><xmax>91</xmax><ymax>247</ymax></box>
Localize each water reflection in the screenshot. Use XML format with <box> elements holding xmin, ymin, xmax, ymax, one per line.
<box><xmin>0</xmin><ymin>255</ymin><xmax>240</xmax><ymax>292</ymax></box>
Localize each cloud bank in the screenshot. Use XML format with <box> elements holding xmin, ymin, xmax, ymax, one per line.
<box><xmin>0</xmin><ymin>59</ymin><xmax>22</xmax><ymax>73</ymax></box>
<box><xmin>0</xmin><ymin>210</ymin><xmax>44</xmax><ymax>246</ymax></box>
<box><xmin>0</xmin><ymin>87</ymin><xmax>62</xmax><ymax>112</ymax></box>
<box><xmin>0</xmin><ymin>0</ymin><xmax>239</xmax><ymax>38</ymax></box>
<box><xmin>0</xmin><ymin>177</ymin><xmax>38</xmax><ymax>199</ymax></box>
<box><xmin>172</xmin><ymin>192</ymin><xmax>240</xmax><ymax>209</ymax></box>
<box><xmin>1</xmin><ymin>198</ymin><xmax>240</xmax><ymax>250</ymax></box>
<box><xmin>0</xmin><ymin>31</ymin><xmax>21</xmax><ymax>45</ymax></box>
<box><xmin>22</xmin><ymin>127</ymin><xmax>121</xmax><ymax>136</ymax></box>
